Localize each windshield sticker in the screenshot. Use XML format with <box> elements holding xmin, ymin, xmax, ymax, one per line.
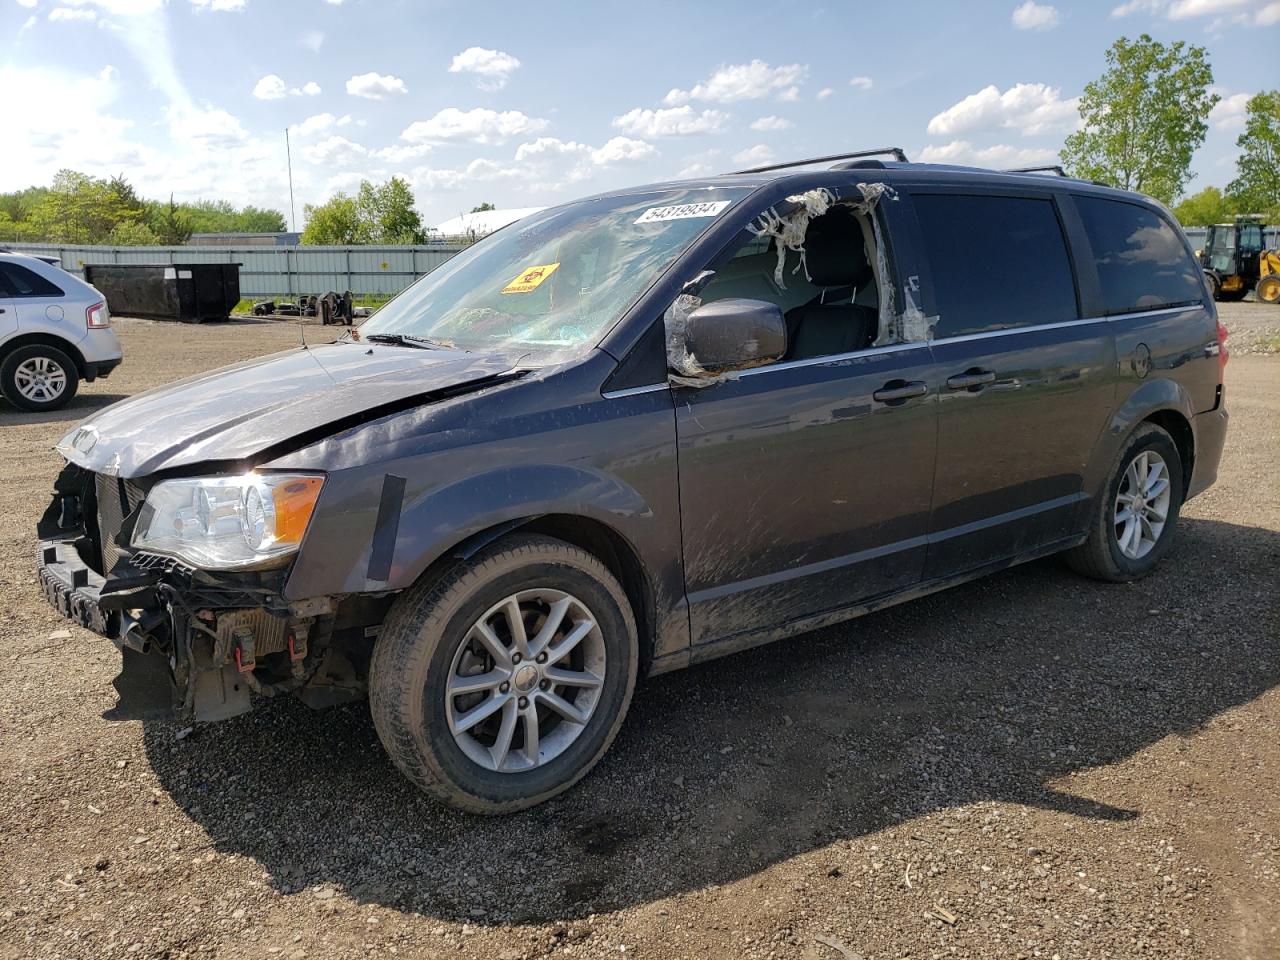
<box><xmin>634</xmin><ymin>200</ymin><xmax>732</xmax><ymax>225</ymax></box>
<box><xmin>501</xmin><ymin>262</ymin><xmax>561</xmax><ymax>294</ymax></box>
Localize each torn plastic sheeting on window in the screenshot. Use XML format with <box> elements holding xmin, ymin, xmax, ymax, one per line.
<box><xmin>874</xmin><ymin>275</ymin><xmax>939</xmax><ymax>346</ymax></box>
<box><xmin>745</xmin><ymin>187</ymin><xmax>837</xmax><ymax>289</ymax></box>
<box><xmin>663</xmin><ymin>291</ymin><xmax>745</xmax><ymax>388</ymax></box>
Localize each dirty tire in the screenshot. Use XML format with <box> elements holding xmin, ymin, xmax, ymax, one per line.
<box><xmin>0</xmin><ymin>343</ymin><xmax>80</xmax><ymax>412</ymax></box>
<box><xmin>1204</xmin><ymin>272</ymin><xmax>1220</xmax><ymax>301</ymax></box>
<box><xmin>1065</xmin><ymin>422</ymin><xmax>1184</xmax><ymax>582</ymax></box>
<box><xmin>1257</xmin><ymin>275</ymin><xmax>1280</xmax><ymax>305</ymax></box>
<box><xmin>369</xmin><ymin>534</ymin><xmax>638</xmax><ymax>815</ymax></box>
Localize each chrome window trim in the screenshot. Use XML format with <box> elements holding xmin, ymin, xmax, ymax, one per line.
<box><xmin>601</xmin><ymin>383</ymin><xmax>669</xmax><ymax>399</ymax></box>
<box><xmin>605</xmin><ymin>302</ymin><xmax>1202</xmax><ymax>395</ymax></box>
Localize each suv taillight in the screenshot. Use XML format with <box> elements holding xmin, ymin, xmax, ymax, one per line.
<box><xmin>1216</xmin><ymin>320</ymin><xmax>1229</xmax><ymax>380</ymax></box>
<box><xmin>86</xmin><ymin>301</ymin><xmax>110</xmax><ymax>328</ymax></box>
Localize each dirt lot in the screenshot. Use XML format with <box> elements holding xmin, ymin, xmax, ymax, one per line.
<box><xmin>2</xmin><ymin>303</ymin><xmax>1278</xmax><ymax>960</ymax></box>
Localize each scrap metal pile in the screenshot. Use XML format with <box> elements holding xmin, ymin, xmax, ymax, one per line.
<box><xmin>251</xmin><ymin>291</ymin><xmax>370</xmax><ymax>325</ymax></box>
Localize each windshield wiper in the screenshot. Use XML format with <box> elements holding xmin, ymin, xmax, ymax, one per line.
<box><xmin>363</xmin><ymin>333</ymin><xmax>460</xmax><ymax>350</ymax></box>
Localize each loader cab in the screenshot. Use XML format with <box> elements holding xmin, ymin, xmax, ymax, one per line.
<box><xmin>1200</xmin><ymin>217</ymin><xmax>1267</xmax><ymax>301</ymax></box>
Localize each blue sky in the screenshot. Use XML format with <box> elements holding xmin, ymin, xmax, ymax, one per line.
<box><xmin>2</xmin><ymin>0</ymin><xmax>1276</xmax><ymax>229</ymax></box>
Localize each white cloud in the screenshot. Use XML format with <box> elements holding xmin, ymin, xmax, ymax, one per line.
<box><xmin>189</xmin><ymin>0</ymin><xmax>247</xmax><ymax>10</ymax></box>
<box><xmin>732</xmin><ymin>144</ymin><xmax>775</xmax><ymax>166</ymax></box>
<box><xmin>665</xmin><ymin>60</ymin><xmax>808</xmax><ymax>104</ymax></box>
<box><xmin>166</xmin><ymin>104</ymin><xmax>248</xmax><ymax>147</ymax></box>
<box><xmin>612</xmin><ymin>105</ymin><xmax>728</xmax><ymax>137</ymax></box>
<box><xmin>750</xmin><ymin>115</ymin><xmax>793</xmax><ymax>132</ymax></box>
<box><xmin>49</xmin><ymin>7</ymin><xmax>98</xmax><ymax>20</ymax></box>
<box><xmin>591</xmin><ymin>136</ymin><xmax>657</xmax><ymax>165</ymax></box>
<box><xmin>300</xmin><ymin>30</ymin><xmax>323</xmax><ymax>52</ymax></box>
<box><xmin>816</xmin><ymin>87</ymin><xmax>834</xmax><ymax>100</ymax></box>
<box><xmin>401</xmin><ymin>107</ymin><xmax>548</xmax><ymax>145</ymax></box>
<box><xmin>448</xmin><ymin>47</ymin><xmax>521</xmax><ymax>91</ymax></box>
<box><xmin>849</xmin><ymin>75</ymin><xmax>873</xmax><ymax>90</ymax></box>
<box><xmin>303</xmin><ymin>135</ymin><xmax>367</xmax><ymax>165</ymax></box>
<box><xmin>290</xmin><ymin>112</ymin><xmax>352</xmax><ymax>137</ymax></box>
<box><xmin>346</xmin><ymin>71</ymin><xmax>407</xmax><ymax>99</ymax></box>
<box><xmin>1208</xmin><ymin>92</ymin><xmax>1251</xmax><ymax>130</ymax></box>
<box><xmin>1111</xmin><ymin>0</ymin><xmax>1276</xmax><ymax>20</ymax></box>
<box><xmin>254</xmin><ymin>75</ymin><xmax>321</xmax><ymax>99</ymax></box>
<box><xmin>514</xmin><ymin>137</ymin><xmax>590</xmax><ymax>162</ymax></box>
<box><xmin>253</xmin><ymin>74</ymin><xmax>287</xmax><ymax>99</ymax></box>
<box><xmin>373</xmin><ymin>142</ymin><xmax>434</xmax><ymax>164</ymax></box>
<box><xmin>16</xmin><ymin>0</ymin><xmax>38</xmax><ymax>6</ymax></box>
<box><xmin>917</xmin><ymin>140</ymin><xmax>1059</xmax><ymax>167</ymax></box>
<box><xmin>1011</xmin><ymin>1</ymin><xmax>1060</xmax><ymax>29</ymax></box>
<box><xmin>927</xmin><ymin>83</ymin><xmax>1079</xmax><ymax>137</ymax></box>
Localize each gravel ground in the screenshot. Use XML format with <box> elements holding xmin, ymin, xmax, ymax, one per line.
<box><xmin>1</xmin><ymin>302</ymin><xmax>1278</xmax><ymax>960</ymax></box>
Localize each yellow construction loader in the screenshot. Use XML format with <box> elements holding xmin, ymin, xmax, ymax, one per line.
<box><xmin>1198</xmin><ymin>215</ymin><xmax>1280</xmax><ymax>304</ymax></box>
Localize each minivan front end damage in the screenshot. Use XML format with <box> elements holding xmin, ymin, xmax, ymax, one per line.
<box><xmin>36</xmin><ymin>461</ymin><xmax>376</xmax><ymax>722</ymax></box>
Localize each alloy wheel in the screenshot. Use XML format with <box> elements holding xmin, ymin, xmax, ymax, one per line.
<box><xmin>14</xmin><ymin>356</ymin><xmax>68</xmax><ymax>404</ymax></box>
<box><xmin>1114</xmin><ymin>449</ymin><xmax>1172</xmax><ymax>560</ymax></box>
<box><xmin>446</xmin><ymin>589</ymin><xmax>606</xmax><ymax>773</ymax></box>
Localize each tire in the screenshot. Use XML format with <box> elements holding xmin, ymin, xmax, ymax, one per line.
<box><xmin>1257</xmin><ymin>275</ymin><xmax>1280</xmax><ymax>305</ymax></box>
<box><xmin>0</xmin><ymin>344</ymin><xmax>80</xmax><ymax>412</ymax></box>
<box><xmin>369</xmin><ymin>534</ymin><xmax>638</xmax><ymax>814</ymax></box>
<box><xmin>1204</xmin><ymin>272</ymin><xmax>1221</xmax><ymax>301</ymax></box>
<box><xmin>1065</xmin><ymin>423</ymin><xmax>1184</xmax><ymax>582</ymax></box>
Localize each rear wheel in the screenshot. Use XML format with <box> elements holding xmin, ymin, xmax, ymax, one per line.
<box><xmin>1257</xmin><ymin>275</ymin><xmax>1280</xmax><ymax>305</ymax></box>
<box><xmin>1204</xmin><ymin>272</ymin><xmax>1221</xmax><ymax>301</ymax></box>
<box><xmin>1065</xmin><ymin>423</ymin><xmax>1183</xmax><ymax>582</ymax></box>
<box><xmin>369</xmin><ymin>534</ymin><xmax>638</xmax><ymax>814</ymax></box>
<box><xmin>0</xmin><ymin>344</ymin><xmax>80</xmax><ymax>412</ymax></box>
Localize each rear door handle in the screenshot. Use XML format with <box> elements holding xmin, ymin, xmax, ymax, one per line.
<box><xmin>946</xmin><ymin>369</ymin><xmax>997</xmax><ymax>390</ymax></box>
<box><xmin>872</xmin><ymin>380</ymin><xmax>928</xmax><ymax>402</ymax></box>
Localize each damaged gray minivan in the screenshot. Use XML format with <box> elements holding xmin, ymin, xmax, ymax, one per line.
<box><xmin>37</xmin><ymin>149</ymin><xmax>1229</xmax><ymax>813</ymax></box>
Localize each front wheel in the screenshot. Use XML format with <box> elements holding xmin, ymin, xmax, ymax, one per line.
<box><xmin>1065</xmin><ymin>423</ymin><xmax>1184</xmax><ymax>582</ymax></box>
<box><xmin>369</xmin><ymin>534</ymin><xmax>638</xmax><ymax>814</ymax></box>
<box><xmin>1257</xmin><ymin>275</ymin><xmax>1280</xmax><ymax>305</ymax></box>
<box><xmin>1</xmin><ymin>344</ymin><xmax>80</xmax><ymax>412</ymax></box>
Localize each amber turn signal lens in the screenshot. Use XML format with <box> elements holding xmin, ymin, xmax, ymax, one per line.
<box><xmin>271</xmin><ymin>476</ymin><xmax>324</xmax><ymax>544</ymax></box>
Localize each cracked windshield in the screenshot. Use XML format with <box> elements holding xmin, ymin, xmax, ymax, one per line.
<box><xmin>356</xmin><ymin>187</ymin><xmax>750</xmax><ymax>363</ymax></box>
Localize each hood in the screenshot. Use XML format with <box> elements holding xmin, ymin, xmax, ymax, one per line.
<box><xmin>57</xmin><ymin>342</ymin><xmax>514</xmax><ymax>477</ymax></box>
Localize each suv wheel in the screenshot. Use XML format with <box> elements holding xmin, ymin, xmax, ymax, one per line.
<box><xmin>369</xmin><ymin>534</ymin><xmax>638</xmax><ymax>814</ymax></box>
<box><xmin>1065</xmin><ymin>423</ymin><xmax>1183</xmax><ymax>582</ymax></box>
<box><xmin>1</xmin><ymin>344</ymin><xmax>80</xmax><ymax>412</ymax></box>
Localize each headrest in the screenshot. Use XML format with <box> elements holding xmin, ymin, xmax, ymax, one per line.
<box><xmin>804</xmin><ymin>205</ymin><xmax>872</xmax><ymax>288</ymax></box>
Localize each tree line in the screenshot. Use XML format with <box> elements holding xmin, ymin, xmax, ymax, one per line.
<box><xmin>1062</xmin><ymin>35</ymin><xmax>1278</xmax><ymax>225</ymax></box>
<box><xmin>0</xmin><ymin>170</ymin><xmax>286</xmax><ymax>245</ymax></box>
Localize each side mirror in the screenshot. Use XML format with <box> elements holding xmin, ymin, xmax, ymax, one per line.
<box><xmin>675</xmin><ymin>298</ymin><xmax>787</xmax><ymax>377</ymax></box>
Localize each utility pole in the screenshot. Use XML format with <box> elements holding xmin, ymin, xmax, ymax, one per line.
<box><xmin>285</xmin><ymin>127</ymin><xmax>298</xmax><ymax>234</ymax></box>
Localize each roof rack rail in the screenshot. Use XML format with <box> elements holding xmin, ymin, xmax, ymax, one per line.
<box><xmin>728</xmin><ymin>147</ymin><xmax>908</xmax><ymax>176</ymax></box>
<box><xmin>1005</xmin><ymin>165</ymin><xmax>1067</xmax><ymax>176</ymax></box>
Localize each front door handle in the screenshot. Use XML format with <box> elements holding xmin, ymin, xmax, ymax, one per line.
<box><xmin>946</xmin><ymin>369</ymin><xmax>997</xmax><ymax>390</ymax></box>
<box><xmin>872</xmin><ymin>379</ymin><xmax>928</xmax><ymax>403</ymax></box>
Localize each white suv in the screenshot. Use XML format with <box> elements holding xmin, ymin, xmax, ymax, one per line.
<box><xmin>0</xmin><ymin>251</ymin><xmax>123</xmax><ymax>411</ymax></box>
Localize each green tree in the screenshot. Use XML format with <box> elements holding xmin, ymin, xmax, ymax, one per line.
<box><xmin>1061</xmin><ymin>34</ymin><xmax>1218</xmax><ymax>204</ymax></box>
<box><xmin>108</xmin><ymin>220</ymin><xmax>160</xmax><ymax>245</ymax></box>
<box><xmin>148</xmin><ymin>194</ymin><xmax>194</xmax><ymax>244</ymax></box>
<box><xmin>470</xmin><ymin>202</ymin><xmax>496</xmax><ymax>212</ymax></box>
<box><xmin>183</xmin><ymin>199</ymin><xmax>287</xmax><ymax>234</ymax></box>
<box><xmin>1171</xmin><ymin>186</ymin><xmax>1237</xmax><ymax>226</ymax></box>
<box><xmin>30</xmin><ymin>170</ymin><xmax>142</xmax><ymax>244</ymax></box>
<box><xmin>1226</xmin><ymin>90</ymin><xmax>1280</xmax><ymax>216</ymax></box>
<box><xmin>357</xmin><ymin>176</ymin><xmax>425</xmax><ymax>244</ymax></box>
<box><xmin>300</xmin><ymin>193</ymin><xmax>364</xmax><ymax>244</ymax></box>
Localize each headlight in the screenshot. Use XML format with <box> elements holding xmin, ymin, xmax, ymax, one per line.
<box><xmin>131</xmin><ymin>473</ymin><xmax>324</xmax><ymax>570</ymax></box>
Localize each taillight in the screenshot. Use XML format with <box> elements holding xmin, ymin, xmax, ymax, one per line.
<box><xmin>86</xmin><ymin>301</ymin><xmax>110</xmax><ymax>328</ymax></box>
<box><xmin>1216</xmin><ymin>320</ymin><xmax>1228</xmax><ymax>380</ymax></box>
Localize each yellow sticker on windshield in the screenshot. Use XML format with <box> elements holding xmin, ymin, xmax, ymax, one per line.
<box><xmin>501</xmin><ymin>262</ymin><xmax>560</xmax><ymax>294</ymax></box>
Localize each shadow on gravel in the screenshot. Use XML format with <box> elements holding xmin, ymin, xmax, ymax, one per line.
<box><xmin>141</xmin><ymin>516</ymin><xmax>1280</xmax><ymax>924</ymax></box>
<box><xmin>0</xmin><ymin>392</ymin><xmax>130</xmax><ymax>424</ymax></box>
